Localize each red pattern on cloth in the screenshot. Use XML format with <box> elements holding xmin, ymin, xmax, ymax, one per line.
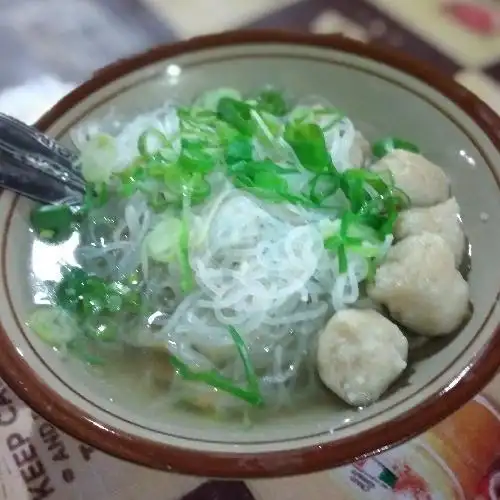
<box><xmin>443</xmin><ymin>1</ymin><xmax>500</xmax><ymax>35</ymax></box>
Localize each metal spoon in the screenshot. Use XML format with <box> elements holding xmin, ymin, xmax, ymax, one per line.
<box><xmin>0</xmin><ymin>113</ymin><xmax>85</xmax><ymax>204</ymax></box>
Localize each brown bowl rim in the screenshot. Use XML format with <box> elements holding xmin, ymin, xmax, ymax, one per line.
<box><xmin>0</xmin><ymin>30</ymin><xmax>499</xmax><ymax>478</ymax></box>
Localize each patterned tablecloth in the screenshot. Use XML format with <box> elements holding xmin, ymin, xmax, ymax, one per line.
<box><xmin>0</xmin><ymin>1</ymin><xmax>499</xmax><ymax>499</ymax></box>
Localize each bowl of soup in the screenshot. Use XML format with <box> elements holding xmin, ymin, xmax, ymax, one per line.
<box><xmin>0</xmin><ymin>31</ymin><xmax>499</xmax><ymax>477</ymax></box>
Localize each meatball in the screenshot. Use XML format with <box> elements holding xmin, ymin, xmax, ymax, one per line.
<box><xmin>368</xmin><ymin>233</ymin><xmax>470</xmax><ymax>336</ymax></box>
<box><xmin>349</xmin><ymin>131</ymin><xmax>371</xmax><ymax>168</ymax></box>
<box><xmin>371</xmin><ymin>150</ymin><xmax>450</xmax><ymax>207</ymax></box>
<box><xmin>317</xmin><ymin>309</ymin><xmax>408</xmax><ymax>406</ymax></box>
<box><xmin>394</xmin><ymin>198</ymin><xmax>466</xmax><ymax>267</ymax></box>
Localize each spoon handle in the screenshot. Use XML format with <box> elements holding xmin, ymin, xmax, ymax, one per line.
<box><xmin>0</xmin><ymin>114</ymin><xmax>79</xmax><ymax>167</ymax></box>
<box><xmin>0</xmin><ymin>114</ymin><xmax>85</xmax><ymax>204</ymax></box>
<box><xmin>0</xmin><ymin>148</ymin><xmax>83</xmax><ymax>204</ymax></box>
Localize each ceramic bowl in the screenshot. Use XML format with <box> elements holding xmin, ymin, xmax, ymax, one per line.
<box><xmin>0</xmin><ymin>31</ymin><xmax>499</xmax><ymax>478</ymax></box>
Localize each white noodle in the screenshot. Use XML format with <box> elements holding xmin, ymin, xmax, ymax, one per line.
<box><xmin>326</xmin><ymin>117</ymin><xmax>356</xmax><ymax>172</ymax></box>
<box><xmin>69</xmin><ymin>96</ymin><xmax>381</xmax><ymax>414</ymax></box>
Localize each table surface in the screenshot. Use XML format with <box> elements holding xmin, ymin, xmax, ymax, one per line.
<box><xmin>1</xmin><ymin>0</ymin><xmax>499</xmax><ymax>112</ymax></box>
<box><xmin>0</xmin><ymin>1</ymin><xmax>499</xmax><ymax>499</ymax></box>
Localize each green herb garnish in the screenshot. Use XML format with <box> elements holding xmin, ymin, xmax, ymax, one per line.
<box><xmin>30</xmin><ymin>204</ymin><xmax>76</xmax><ymax>243</ymax></box>
<box><xmin>372</xmin><ymin>136</ymin><xmax>420</xmax><ymax>159</ymax></box>
<box><xmin>169</xmin><ymin>326</ymin><xmax>263</xmax><ymax>406</ymax></box>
